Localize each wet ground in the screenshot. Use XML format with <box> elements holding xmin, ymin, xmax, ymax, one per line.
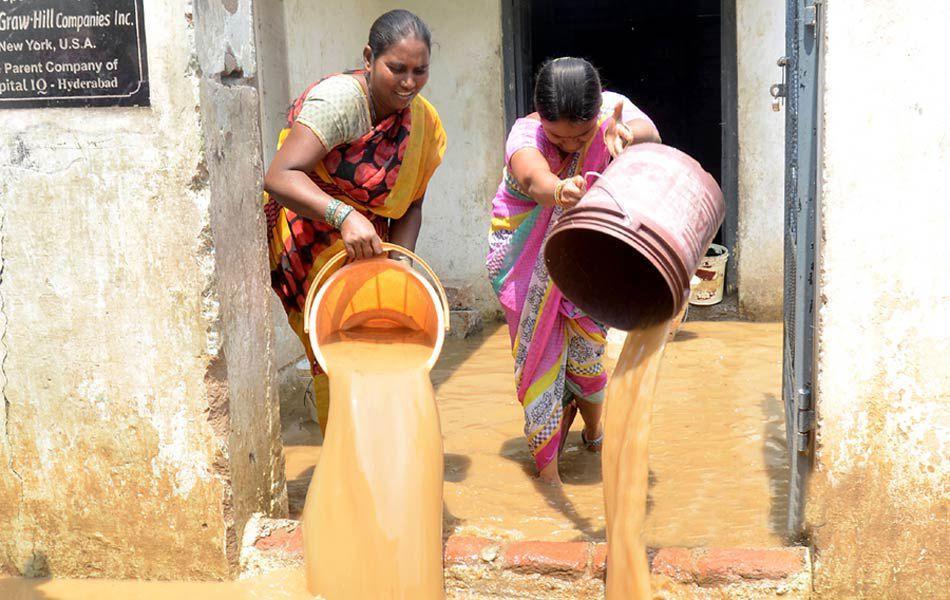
<box><xmin>284</xmin><ymin>318</ymin><xmax>789</xmax><ymax>547</ymax></box>
<box><xmin>1</xmin><ymin>317</ymin><xmax>789</xmax><ymax>598</ymax></box>
<box><xmin>0</xmin><ymin>568</ymin><xmax>311</xmax><ymax>600</ymax></box>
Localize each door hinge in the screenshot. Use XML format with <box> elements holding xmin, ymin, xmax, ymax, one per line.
<box><xmin>796</xmin><ymin>386</ymin><xmax>812</xmax><ymax>410</ymax></box>
<box><xmin>796</xmin><ymin>408</ymin><xmax>815</xmax><ymax>433</ymax></box>
<box><xmin>795</xmin><ymin>431</ymin><xmax>810</xmax><ymax>452</ymax></box>
<box><xmin>795</xmin><ymin>386</ymin><xmax>815</xmax><ymax>452</ymax></box>
<box><xmin>795</xmin><ymin>408</ymin><xmax>814</xmax><ymax>452</ymax></box>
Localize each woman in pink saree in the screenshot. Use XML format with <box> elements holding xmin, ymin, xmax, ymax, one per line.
<box><xmin>487</xmin><ymin>58</ymin><xmax>660</xmax><ymax>484</ymax></box>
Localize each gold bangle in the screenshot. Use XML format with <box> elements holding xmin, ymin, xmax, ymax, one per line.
<box><xmin>554</xmin><ymin>179</ymin><xmax>566</xmax><ymax>207</ymax></box>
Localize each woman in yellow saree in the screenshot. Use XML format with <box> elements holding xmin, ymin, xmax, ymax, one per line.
<box><xmin>263</xmin><ymin>9</ymin><xmax>446</xmax><ymax>433</ymax></box>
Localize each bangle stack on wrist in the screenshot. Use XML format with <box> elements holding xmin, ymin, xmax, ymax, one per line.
<box><xmin>554</xmin><ymin>179</ymin><xmax>567</xmax><ymax>207</ymax></box>
<box><xmin>325</xmin><ymin>199</ymin><xmax>355</xmax><ymax>229</ymax></box>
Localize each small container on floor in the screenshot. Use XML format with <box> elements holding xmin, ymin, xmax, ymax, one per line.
<box><xmin>689</xmin><ymin>244</ymin><xmax>729</xmax><ymax>306</ymax></box>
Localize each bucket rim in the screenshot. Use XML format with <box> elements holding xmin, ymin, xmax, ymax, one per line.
<box><xmin>704</xmin><ymin>242</ymin><xmax>729</xmax><ymax>259</ymax></box>
<box><xmin>544</xmin><ymin>219</ymin><xmax>686</xmax><ymax>329</ymax></box>
<box><xmin>306</xmin><ymin>257</ymin><xmax>447</xmax><ymax>374</ymax></box>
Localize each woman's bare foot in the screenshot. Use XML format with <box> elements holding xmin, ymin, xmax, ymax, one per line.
<box><xmin>538</xmin><ymin>460</ymin><xmax>562</xmax><ymax>485</ymax></box>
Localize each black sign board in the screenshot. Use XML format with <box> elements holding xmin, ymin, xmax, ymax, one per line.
<box><xmin>0</xmin><ymin>0</ymin><xmax>148</xmax><ymax>108</ymax></box>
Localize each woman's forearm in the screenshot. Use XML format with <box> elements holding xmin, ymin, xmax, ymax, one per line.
<box><xmin>263</xmin><ymin>168</ymin><xmax>334</xmax><ymax>223</ymax></box>
<box><xmin>524</xmin><ymin>168</ymin><xmax>562</xmax><ymax>208</ymax></box>
<box><xmin>627</xmin><ymin>118</ymin><xmax>661</xmax><ymax>145</ymax></box>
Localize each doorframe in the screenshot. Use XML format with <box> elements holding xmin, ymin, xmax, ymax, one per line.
<box><xmin>501</xmin><ymin>0</ymin><xmax>532</xmax><ymax>131</ymax></box>
<box><xmin>721</xmin><ymin>0</ymin><xmax>740</xmax><ymax>294</ymax></box>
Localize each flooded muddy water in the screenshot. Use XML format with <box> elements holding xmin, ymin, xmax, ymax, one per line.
<box><xmin>285</xmin><ymin>319</ymin><xmax>788</xmax><ymax>547</ymax></box>
<box><xmin>0</xmin><ymin>568</ymin><xmax>310</xmax><ymax>600</ymax></box>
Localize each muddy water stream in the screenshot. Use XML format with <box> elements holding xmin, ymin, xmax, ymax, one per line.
<box><xmin>302</xmin><ymin>327</ymin><xmax>443</xmax><ymax>598</ymax></box>
<box><xmin>603</xmin><ymin>322</ymin><xmax>670</xmax><ymax>599</ymax></box>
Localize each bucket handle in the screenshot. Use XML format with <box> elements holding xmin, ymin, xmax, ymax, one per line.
<box><xmin>584</xmin><ymin>171</ymin><xmax>631</xmax><ymax>223</ymax></box>
<box><xmin>303</xmin><ymin>243</ymin><xmax>451</xmax><ymax>334</ymax></box>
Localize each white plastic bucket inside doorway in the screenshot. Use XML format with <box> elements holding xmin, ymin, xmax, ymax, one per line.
<box><xmin>689</xmin><ymin>244</ymin><xmax>729</xmax><ymax>306</ymax></box>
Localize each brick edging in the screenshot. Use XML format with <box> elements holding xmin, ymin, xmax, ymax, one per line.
<box><xmin>444</xmin><ymin>535</ymin><xmax>806</xmax><ymax>584</ymax></box>
<box><xmin>244</xmin><ymin>517</ymin><xmax>808</xmax><ymax>585</ymax></box>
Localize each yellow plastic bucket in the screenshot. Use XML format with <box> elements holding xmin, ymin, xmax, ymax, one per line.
<box><xmin>303</xmin><ymin>243</ymin><xmax>450</xmax><ymax>373</ymax></box>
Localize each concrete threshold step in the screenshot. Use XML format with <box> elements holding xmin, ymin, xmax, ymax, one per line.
<box><xmin>240</xmin><ymin>515</ymin><xmax>812</xmax><ymax>599</ymax></box>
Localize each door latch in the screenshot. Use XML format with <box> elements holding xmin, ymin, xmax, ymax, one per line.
<box><xmin>770</xmin><ymin>57</ymin><xmax>789</xmax><ymax>112</ymax></box>
<box><xmin>804</xmin><ymin>0</ymin><xmax>822</xmax><ymax>34</ymax></box>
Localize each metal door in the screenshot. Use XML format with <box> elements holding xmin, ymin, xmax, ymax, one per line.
<box><xmin>774</xmin><ymin>0</ymin><xmax>820</xmax><ymax>537</ymax></box>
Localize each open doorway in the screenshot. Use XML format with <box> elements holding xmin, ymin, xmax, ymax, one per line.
<box><xmin>502</xmin><ymin>0</ymin><xmax>738</xmax><ymax>260</ymax></box>
<box><xmin>500</xmin><ymin>0</ymin><xmax>793</xmax><ymax>546</ymax></box>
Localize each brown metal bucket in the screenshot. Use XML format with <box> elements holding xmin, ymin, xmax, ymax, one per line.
<box><xmin>543</xmin><ymin>143</ymin><xmax>725</xmax><ymax>331</ymax></box>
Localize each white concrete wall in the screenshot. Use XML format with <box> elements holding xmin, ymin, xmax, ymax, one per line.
<box><xmin>810</xmin><ymin>2</ymin><xmax>950</xmax><ymax>595</ymax></box>
<box><xmin>197</xmin><ymin>0</ymin><xmax>289</xmax><ymax>568</ymax></box>
<box><xmin>255</xmin><ymin>0</ymin><xmax>291</xmax><ymax>166</ymax></box>
<box><xmin>735</xmin><ymin>0</ymin><xmax>785</xmax><ymax>320</ymax></box>
<box><xmin>282</xmin><ymin>0</ymin><xmax>382</xmax><ymax>89</ymax></box>
<box><xmin>253</xmin><ymin>0</ymin><xmax>306</xmax><ymax>375</ymax></box>
<box><xmin>400</xmin><ymin>0</ymin><xmax>505</xmax><ymax>318</ymax></box>
<box><xmin>0</xmin><ymin>0</ymin><xmax>284</xmax><ymax>578</ymax></box>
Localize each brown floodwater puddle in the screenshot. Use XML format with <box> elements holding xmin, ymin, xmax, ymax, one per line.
<box><xmin>284</xmin><ymin>319</ymin><xmax>789</xmax><ymax>547</ymax></box>
<box><xmin>0</xmin><ymin>568</ymin><xmax>310</xmax><ymax>599</ymax></box>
